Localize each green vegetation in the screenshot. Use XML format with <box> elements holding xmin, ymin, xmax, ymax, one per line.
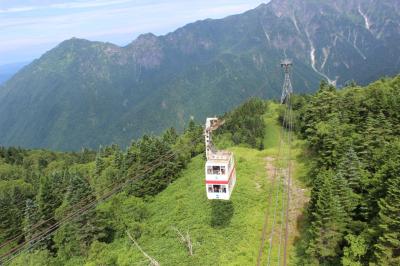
<box><xmin>1</xmin><ymin>75</ymin><xmax>400</xmax><ymax>265</ymax></box>
<box><xmin>220</xmin><ymin>97</ymin><xmax>267</xmax><ymax>149</ymax></box>
<box><xmin>0</xmin><ymin>98</ymin><xmax>310</xmax><ymax>265</ymax></box>
<box><xmin>0</xmin><ymin>100</ymin><xmax>284</xmax><ymax>265</ymax></box>
<box><xmin>294</xmin><ymin>76</ymin><xmax>400</xmax><ymax>265</ymax></box>
<box><xmin>0</xmin><ymin>119</ymin><xmax>204</xmax><ymax>265</ymax></box>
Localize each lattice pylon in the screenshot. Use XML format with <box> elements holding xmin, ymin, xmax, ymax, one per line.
<box><xmin>280</xmin><ymin>59</ymin><xmax>293</xmax><ymax>104</ymax></box>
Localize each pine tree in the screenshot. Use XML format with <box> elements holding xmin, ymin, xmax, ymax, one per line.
<box><xmin>37</xmin><ymin>175</ymin><xmax>62</xmax><ymax>223</ymax></box>
<box><xmin>37</xmin><ymin>175</ymin><xmax>63</xmax><ymax>250</ymax></box>
<box><xmin>95</xmin><ymin>153</ymin><xmax>105</xmax><ymax>176</ymax></box>
<box><xmin>0</xmin><ymin>183</ymin><xmax>30</xmax><ymax>241</ymax></box>
<box><xmin>338</xmin><ymin>148</ymin><xmax>372</xmax><ymax>221</ymax></box>
<box><xmin>54</xmin><ymin>173</ymin><xmax>100</xmax><ymax>258</ymax></box>
<box><xmin>376</xmin><ymin>111</ymin><xmax>393</xmax><ymax>140</ymax></box>
<box><xmin>363</xmin><ymin>112</ymin><xmax>394</xmax><ymax>171</ymax></box>
<box><xmin>368</xmin><ymin>141</ymin><xmax>400</xmax><ymax>220</ymax></box>
<box><xmin>113</xmin><ymin>149</ymin><xmax>123</xmax><ymax>169</ymax></box>
<box><xmin>302</xmin><ymin>83</ymin><xmax>338</xmax><ymax>137</ymax></box>
<box><xmin>125</xmin><ymin>141</ymin><xmax>140</xmax><ymax>170</ymax></box>
<box><xmin>306</xmin><ymin>166</ymin><xmax>325</xmax><ymax>218</ymax></box>
<box><xmin>337</xmin><ymin>147</ymin><xmax>364</xmax><ymax>194</ymax></box>
<box><xmin>373</xmin><ymin>175</ymin><xmax>400</xmax><ymax>265</ymax></box>
<box><xmin>186</xmin><ymin>119</ymin><xmax>197</xmax><ymax>134</ymax></box>
<box><xmin>23</xmin><ymin>198</ymin><xmax>40</xmax><ymax>248</ymax></box>
<box><xmin>185</xmin><ymin>119</ymin><xmax>204</xmax><ymax>157</ymax></box>
<box><xmin>306</xmin><ymin>170</ymin><xmax>348</xmax><ymax>264</ymax></box>
<box><xmin>361</xmin><ymin>115</ymin><xmax>379</xmax><ymax>167</ymax></box>
<box><xmin>127</xmin><ymin>135</ymin><xmax>180</xmax><ymax>197</ymax></box>
<box><xmin>162</xmin><ymin>127</ymin><xmax>178</xmax><ymax>146</ymax></box>
<box><xmin>334</xmin><ymin>172</ymin><xmax>357</xmax><ymax>216</ymax></box>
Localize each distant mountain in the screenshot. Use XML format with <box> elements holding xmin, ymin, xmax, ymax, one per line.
<box><xmin>0</xmin><ymin>0</ymin><xmax>399</xmax><ymax>150</ymax></box>
<box><xmin>0</xmin><ymin>62</ymin><xmax>29</xmax><ymax>85</ymax></box>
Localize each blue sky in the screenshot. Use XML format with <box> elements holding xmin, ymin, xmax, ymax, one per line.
<box><xmin>0</xmin><ymin>0</ymin><xmax>268</xmax><ymax>65</ymax></box>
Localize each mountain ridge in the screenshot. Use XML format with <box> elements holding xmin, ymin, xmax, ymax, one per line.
<box><xmin>0</xmin><ymin>61</ymin><xmax>30</xmax><ymax>85</ymax></box>
<box><xmin>0</xmin><ymin>0</ymin><xmax>399</xmax><ymax>150</ymax></box>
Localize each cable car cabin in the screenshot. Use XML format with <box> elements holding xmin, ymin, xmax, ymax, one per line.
<box><xmin>205</xmin><ymin>150</ymin><xmax>236</xmax><ymax>200</ymax></box>
<box><xmin>204</xmin><ymin>117</ymin><xmax>237</xmax><ymax>200</ymax></box>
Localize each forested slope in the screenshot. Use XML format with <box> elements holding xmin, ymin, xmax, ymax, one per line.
<box><xmin>294</xmin><ymin>76</ymin><xmax>400</xmax><ymax>265</ymax></box>
<box><xmin>0</xmin><ymin>119</ymin><xmax>204</xmax><ymax>265</ymax></box>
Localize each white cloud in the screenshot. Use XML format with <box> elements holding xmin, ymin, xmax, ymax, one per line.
<box><xmin>0</xmin><ymin>6</ymin><xmax>36</xmax><ymax>13</ymax></box>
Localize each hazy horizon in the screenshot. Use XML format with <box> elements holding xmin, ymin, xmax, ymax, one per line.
<box><xmin>0</xmin><ymin>0</ymin><xmax>269</xmax><ymax>65</ymax></box>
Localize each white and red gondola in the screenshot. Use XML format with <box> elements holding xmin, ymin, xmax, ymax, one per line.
<box><xmin>204</xmin><ymin>118</ymin><xmax>236</xmax><ymax>200</ymax></box>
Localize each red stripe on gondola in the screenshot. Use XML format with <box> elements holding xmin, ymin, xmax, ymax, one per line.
<box><xmin>206</xmin><ymin>180</ymin><xmax>229</xmax><ymax>184</ymax></box>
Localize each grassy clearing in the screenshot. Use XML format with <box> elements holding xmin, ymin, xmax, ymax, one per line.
<box><xmin>263</xmin><ymin>102</ymin><xmax>281</xmax><ymax>150</ymax></box>
<box><xmin>122</xmin><ymin>146</ymin><xmax>270</xmax><ymax>265</ymax></box>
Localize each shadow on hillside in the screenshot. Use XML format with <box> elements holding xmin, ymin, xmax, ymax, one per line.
<box><xmin>210</xmin><ymin>200</ymin><xmax>234</xmax><ymax>228</ymax></box>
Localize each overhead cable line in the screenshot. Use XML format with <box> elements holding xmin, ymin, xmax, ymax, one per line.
<box><xmin>1</xmin><ymin>134</ymin><xmax>205</xmax><ymax>264</ymax></box>
<box><xmin>0</xmin><ymin>151</ymin><xmax>177</xmax><ymax>264</ymax></box>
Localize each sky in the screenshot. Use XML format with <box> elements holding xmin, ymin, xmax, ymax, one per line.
<box><xmin>0</xmin><ymin>0</ymin><xmax>268</xmax><ymax>65</ymax></box>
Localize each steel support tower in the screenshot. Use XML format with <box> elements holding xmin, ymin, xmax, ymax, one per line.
<box><xmin>280</xmin><ymin>59</ymin><xmax>293</xmax><ymax>104</ymax></box>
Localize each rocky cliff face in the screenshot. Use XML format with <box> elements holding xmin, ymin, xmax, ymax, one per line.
<box><xmin>0</xmin><ymin>0</ymin><xmax>399</xmax><ymax>150</ymax></box>
<box><xmin>262</xmin><ymin>0</ymin><xmax>400</xmax><ymax>84</ymax></box>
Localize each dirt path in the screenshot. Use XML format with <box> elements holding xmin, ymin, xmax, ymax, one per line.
<box><xmin>265</xmin><ymin>157</ymin><xmax>276</xmax><ymax>180</ymax></box>
<box><xmin>286</xmin><ymin>167</ymin><xmax>309</xmax><ymax>264</ymax></box>
<box><xmin>256</xmin><ymin>156</ymin><xmax>277</xmax><ymax>266</ymax></box>
<box><xmin>257</xmin><ymin>155</ymin><xmax>309</xmax><ymax>266</ymax></box>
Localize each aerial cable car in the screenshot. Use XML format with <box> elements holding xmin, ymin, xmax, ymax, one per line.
<box><xmin>204</xmin><ymin>118</ymin><xmax>236</xmax><ymax>200</ymax></box>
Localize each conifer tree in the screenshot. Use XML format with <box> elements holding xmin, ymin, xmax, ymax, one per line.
<box><xmin>185</xmin><ymin>119</ymin><xmax>204</xmax><ymax>156</ymax></box>
<box><xmin>23</xmin><ymin>198</ymin><xmax>40</xmax><ymax>248</ymax></box>
<box><xmin>337</xmin><ymin>147</ymin><xmax>364</xmax><ymax>193</ymax></box>
<box><xmin>36</xmin><ymin>175</ymin><xmax>63</xmax><ymax>250</ymax></box>
<box><xmin>306</xmin><ymin>167</ymin><xmax>324</xmax><ymax>217</ymax></box>
<box><xmin>373</xmin><ymin>175</ymin><xmax>400</xmax><ymax>265</ymax></box>
<box><xmin>334</xmin><ymin>172</ymin><xmax>357</xmax><ymax>216</ymax></box>
<box><xmin>54</xmin><ymin>173</ymin><xmax>100</xmax><ymax>258</ymax></box>
<box><xmin>368</xmin><ymin>141</ymin><xmax>400</xmax><ymax>220</ymax></box>
<box><xmin>162</xmin><ymin>127</ymin><xmax>179</xmax><ymax>146</ymax></box>
<box><xmin>302</xmin><ymin>82</ymin><xmax>338</xmax><ymax>135</ymax></box>
<box><xmin>113</xmin><ymin>149</ymin><xmax>123</xmax><ymax>169</ymax></box>
<box><xmin>361</xmin><ymin>115</ymin><xmax>379</xmax><ymax>167</ymax></box>
<box><xmin>306</xmin><ymin>170</ymin><xmax>348</xmax><ymax>264</ymax></box>
<box><xmin>128</xmin><ymin>135</ymin><xmax>179</xmax><ymax>197</ymax></box>
<box><xmin>0</xmin><ymin>181</ymin><xmax>33</xmax><ymax>241</ymax></box>
<box><xmin>125</xmin><ymin>141</ymin><xmax>140</xmax><ymax>169</ymax></box>
<box><xmin>95</xmin><ymin>153</ymin><xmax>105</xmax><ymax>176</ymax></box>
<box><xmin>37</xmin><ymin>175</ymin><xmax>63</xmax><ymax>224</ymax></box>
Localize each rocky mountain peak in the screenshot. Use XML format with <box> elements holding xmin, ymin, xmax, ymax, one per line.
<box><xmin>127</xmin><ymin>33</ymin><xmax>163</xmax><ymax>68</ymax></box>
<box><xmin>0</xmin><ymin>0</ymin><xmax>398</xmax><ymax>150</ymax></box>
